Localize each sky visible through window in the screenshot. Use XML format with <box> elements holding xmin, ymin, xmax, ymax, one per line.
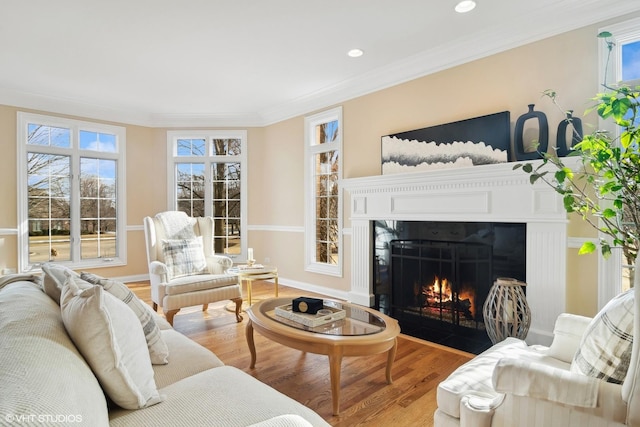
<box><xmin>622</xmin><ymin>40</ymin><xmax>640</xmax><ymax>81</ymax></box>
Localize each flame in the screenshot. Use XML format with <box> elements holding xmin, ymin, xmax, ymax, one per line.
<box><xmin>422</xmin><ymin>276</ymin><xmax>476</xmax><ymax>318</ymax></box>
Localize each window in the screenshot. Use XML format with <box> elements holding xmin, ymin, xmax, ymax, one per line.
<box><xmin>17</xmin><ymin>113</ymin><xmax>126</xmax><ymax>272</ymax></box>
<box><xmin>167</xmin><ymin>130</ymin><xmax>247</xmax><ymax>259</ymax></box>
<box><xmin>597</xmin><ymin>18</ymin><xmax>640</xmax><ymax>302</ymax></box>
<box><xmin>304</xmin><ymin>107</ymin><xmax>343</xmax><ymax>276</ymax></box>
<box><xmin>619</xmin><ymin>35</ymin><xmax>640</xmax><ymax>292</ymax></box>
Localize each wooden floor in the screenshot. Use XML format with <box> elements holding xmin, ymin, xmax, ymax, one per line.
<box><xmin>130</xmin><ymin>280</ymin><xmax>472</xmax><ymax>426</ymax></box>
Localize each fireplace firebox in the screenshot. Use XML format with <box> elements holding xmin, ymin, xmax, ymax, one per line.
<box><xmin>373</xmin><ymin>221</ymin><xmax>526</xmax><ymax>353</ymax></box>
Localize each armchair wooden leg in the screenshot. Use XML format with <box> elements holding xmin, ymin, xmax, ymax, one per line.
<box><xmin>202</xmin><ymin>303</ymin><xmax>209</xmax><ymax>312</ymax></box>
<box><xmin>232</xmin><ymin>297</ymin><xmax>243</xmax><ymax>322</ymax></box>
<box><xmin>153</xmin><ymin>302</ymin><xmax>158</xmax><ymax>312</ymax></box>
<box><xmin>165</xmin><ymin>309</ymin><xmax>179</xmax><ymax>326</ymax></box>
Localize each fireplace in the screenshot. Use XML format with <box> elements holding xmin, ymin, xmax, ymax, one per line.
<box><xmin>342</xmin><ymin>162</ymin><xmax>569</xmax><ymax>349</ymax></box>
<box><xmin>374</xmin><ymin>220</ymin><xmax>526</xmax><ymax>352</ymax></box>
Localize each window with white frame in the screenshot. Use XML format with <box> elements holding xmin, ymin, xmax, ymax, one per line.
<box><xmin>17</xmin><ymin>112</ymin><xmax>126</xmax><ymax>272</ymax></box>
<box><xmin>167</xmin><ymin>130</ymin><xmax>247</xmax><ymax>259</ymax></box>
<box><xmin>598</xmin><ymin>18</ymin><xmax>640</xmax><ymax>297</ymax></box>
<box><xmin>304</xmin><ymin>107</ymin><xmax>343</xmax><ymax>276</ymax></box>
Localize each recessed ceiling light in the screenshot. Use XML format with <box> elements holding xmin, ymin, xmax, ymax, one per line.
<box><xmin>347</xmin><ymin>48</ymin><xmax>364</xmax><ymax>58</ymax></box>
<box><xmin>455</xmin><ymin>0</ymin><xmax>476</xmax><ymax>13</ymax></box>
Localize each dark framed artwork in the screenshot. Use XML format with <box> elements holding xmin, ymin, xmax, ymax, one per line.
<box><xmin>381</xmin><ymin>111</ymin><xmax>511</xmax><ymax>174</ymax></box>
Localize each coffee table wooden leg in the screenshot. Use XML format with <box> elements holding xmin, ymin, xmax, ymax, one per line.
<box><xmin>246</xmin><ymin>320</ymin><xmax>257</xmax><ymax>368</ymax></box>
<box><xmin>386</xmin><ymin>337</ymin><xmax>398</xmax><ymax>384</ymax></box>
<box><xmin>274</xmin><ymin>275</ymin><xmax>279</xmax><ymax>297</ymax></box>
<box><xmin>329</xmin><ymin>349</ymin><xmax>343</xmax><ymax>415</ymax></box>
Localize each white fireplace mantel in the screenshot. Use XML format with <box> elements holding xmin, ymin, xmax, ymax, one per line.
<box><xmin>342</xmin><ymin>162</ymin><xmax>569</xmax><ymax>345</ymax></box>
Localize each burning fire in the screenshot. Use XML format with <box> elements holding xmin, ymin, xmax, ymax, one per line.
<box><xmin>417</xmin><ymin>276</ymin><xmax>476</xmax><ymax>319</ymax></box>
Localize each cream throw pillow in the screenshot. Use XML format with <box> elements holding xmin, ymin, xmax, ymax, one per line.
<box><xmin>60</xmin><ymin>276</ymin><xmax>163</xmax><ymax>409</ymax></box>
<box><xmin>80</xmin><ymin>272</ymin><xmax>169</xmax><ymax>365</ymax></box>
<box><xmin>41</xmin><ymin>263</ymin><xmax>82</xmax><ymax>304</ymax></box>
<box><xmin>161</xmin><ymin>236</ymin><xmax>207</xmax><ymax>279</ymax></box>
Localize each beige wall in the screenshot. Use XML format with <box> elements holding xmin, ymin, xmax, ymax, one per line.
<box><xmin>1</xmin><ymin>14</ymin><xmax>636</xmax><ymax>316</ymax></box>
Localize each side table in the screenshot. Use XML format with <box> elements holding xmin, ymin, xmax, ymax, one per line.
<box><xmin>228</xmin><ymin>265</ymin><xmax>279</xmax><ymax>306</ymax></box>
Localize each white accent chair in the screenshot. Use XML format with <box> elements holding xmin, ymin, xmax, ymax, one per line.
<box><xmin>434</xmin><ymin>280</ymin><xmax>640</xmax><ymax>427</ymax></box>
<box><xmin>143</xmin><ymin>211</ymin><xmax>242</xmax><ymax>326</ymax></box>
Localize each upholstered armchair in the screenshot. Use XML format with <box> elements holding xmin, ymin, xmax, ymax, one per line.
<box><xmin>434</xmin><ymin>280</ymin><xmax>639</xmax><ymax>427</ymax></box>
<box><xmin>143</xmin><ymin>211</ymin><xmax>242</xmax><ymax>325</ymax></box>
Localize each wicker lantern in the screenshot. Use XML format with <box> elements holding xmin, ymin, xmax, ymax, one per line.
<box><xmin>483</xmin><ymin>277</ymin><xmax>531</xmax><ymax>344</ymax></box>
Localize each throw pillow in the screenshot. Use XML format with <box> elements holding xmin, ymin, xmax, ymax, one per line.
<box><xmin>570</xmin><ymin>288</ymin><xmax>634</xmax><ymax>384</ymax></box>
<box><xmin>60</xmin><ymin>275</ymin><xmax>163</xmax><ymax>409</ymax></box>
<box><xmin>161</xmin><ymin>236</ymin><xmax>207</xmax><ymax>279</ymax></box>
<box><xmin>80</xmin><ymin>272</ymin><xmax>169</xmax><ymax>365</ymax></box>
<box><xmin>41</xmin><ymin>263</ymin><xmax>83</xmax><ymax>304</ymax></box>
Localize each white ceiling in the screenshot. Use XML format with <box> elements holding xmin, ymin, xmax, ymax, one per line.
<box><xmin>1</xmin><ymin>0</ymin><xmax>639</xmax><ymax>127</ymax></box>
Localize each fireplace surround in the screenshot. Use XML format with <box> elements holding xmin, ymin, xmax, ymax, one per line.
<box><xmin>342</xmin><ymin>162</ymin><xmax>567</xmax><ymax>346</ymax></box>
<box><xmin>374</xmin><ymin>220</ymin><xmax>526</xmax><ymax>352</ymax></box>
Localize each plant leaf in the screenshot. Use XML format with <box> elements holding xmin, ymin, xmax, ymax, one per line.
<box><xmin>579</xmin><ymin>241</ymin><xmax>596</xmax><ymax>255</ymax></box>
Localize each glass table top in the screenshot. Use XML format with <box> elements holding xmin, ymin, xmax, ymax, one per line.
<box><xmin>261</xmin><ymin>298</ymin><xmax>386</xmax><ymax>336</ymax></box>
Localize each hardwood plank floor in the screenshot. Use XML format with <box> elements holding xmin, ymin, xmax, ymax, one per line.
<box><xmin>130</xmin><ymin>280</ymin><xmax>472</xmax><ymax>426</ymax></box>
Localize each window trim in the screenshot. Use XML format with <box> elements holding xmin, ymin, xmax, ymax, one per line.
<box><xmin>304</xmin><ymin>106</ymin><xmax>343</xmax><ymax>277</ymax></box>
<box><xmin>596</xmin><ymin>17</ymin><xmax>640</xmax><ymax>309</ymax></box>
<box><xmin>17</xmin><ymin>112</ymin><xmax>127</xmax><ymax>272</ymax></box>
<box><xmin>166</xmin><ymin>130</ymin><xmax>248</xmax><ymax>261</ymax></box>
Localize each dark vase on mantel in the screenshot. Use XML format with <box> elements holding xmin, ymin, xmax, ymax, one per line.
<box><xmin>556</xmin><ymin>110</ymin><xmax>584</xmax><ymax>157</ymax></box>
<box><xmin>514</xmin><ymin>104</ymin><xmax>549</xmax><ymax>161</ymax></box>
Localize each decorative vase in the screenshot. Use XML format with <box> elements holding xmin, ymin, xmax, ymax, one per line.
<box><xmin>514</xmin><ymin>104</ymin><xmax>549</xmax><ymax>161</ymax></box>
<box><xmin>483</xmin><ymin>277</ymin><xmax>531</xmax><ymax>344</ymax></box>
<box><xmin>555</xmin><ymin>110</ymin><xmax>583</xmax><ymax>157</ymax></box>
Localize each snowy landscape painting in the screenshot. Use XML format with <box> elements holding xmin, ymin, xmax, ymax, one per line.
<box><xmin>381</xmin><ymin>111</ymin><xmax>511</xmax><ymax>174</ymax></box>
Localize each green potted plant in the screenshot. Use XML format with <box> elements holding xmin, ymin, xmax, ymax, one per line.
<box><xmin>514</xmin><ymin>32</ymin><xmax>639</xmax><ymax>280</ymax></box>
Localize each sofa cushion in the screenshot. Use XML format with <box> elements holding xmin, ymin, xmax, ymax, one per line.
<box><xmin>152</xmin><ymin>329</ymin><xmax>224</xmax><ymax>389</ymax></box>
<box><xmin>80</xmin><ymin>272</ymin><xmax>169</xmax><ymax>365</ymax></box>
<box><xmin>60</xmin><ymin>276</ymin><xmax>163</xmax><ymax>410</ymax></box>
<box><xmin>0</xmin><ymin>280</ymin><xmax>109</xmax><ymax>426</ymax></box>
<box><xmin>162</xmin><ymin>236</ymin><xmax>207</xmax><ymax>279</ymax></box>
<box><xmin>164</xmin><ymin>273</ymin><xmax>239</xmax><ymax>295</ymax></box>
<box><xmin>109</xmin><ymin>366</ymin><xmax>330</xmax><ymax>427</ymax></box>
<box><xmin>570</xmin><ymin>288</ymin><xmax>634</xmax><ymax>384</ymax></box>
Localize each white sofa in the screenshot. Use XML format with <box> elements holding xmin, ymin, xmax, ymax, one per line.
<box><xmin>0</xmin><ymin>273</ymin><xmax>330</xmax><ymax>427</ymax></box>
<box><xmin>434</xmin><ymin>281</ymin><xmax>639</xmax><ymax>427</ymax></box>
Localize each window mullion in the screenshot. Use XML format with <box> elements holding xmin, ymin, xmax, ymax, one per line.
<box><xmin>204</xmin><ymin>159</ymin><xmax>213</xmax><ymax>217</ymax></box>
<box><xmin>70</xmin><ymin>144</ymin><xmax>81</xmax><ymax>263</ymax></box>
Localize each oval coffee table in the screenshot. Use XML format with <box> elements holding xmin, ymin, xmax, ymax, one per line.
<box><xmin>245</xmin><ymin>297</ymin><xmax>400</xmax><ymax>415</ymax></box>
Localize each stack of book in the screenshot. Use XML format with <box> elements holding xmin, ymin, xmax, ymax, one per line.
<box><xmin>275</xmin><ymin>303</ymin><xmax>346</xmax><ymax>327</ymax></box>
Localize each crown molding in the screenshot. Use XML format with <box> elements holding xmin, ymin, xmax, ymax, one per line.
<box><xmin>257</xmin><ymin>5</ymin><xmax>640</xmax><ymax>126</ymax></box>
<box><xmin>2</xmin><ymin>3</ymin><xmax>639</xmax><ymax>128</ymax></box>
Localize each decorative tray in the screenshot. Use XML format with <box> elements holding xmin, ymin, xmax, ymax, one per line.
<box><xmin>236</xmin><ymin>264</ymin><xmax>265</xmax><ymax>270</ymax></box>
<box><xmin>275</xmin><ymin>303</ymin><xmax>346</xmax><ymax>327</ymax></box>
